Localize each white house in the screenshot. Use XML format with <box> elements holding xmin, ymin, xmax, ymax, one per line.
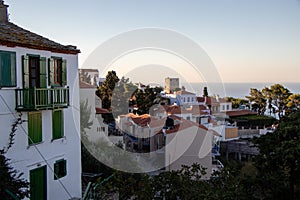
<box><xmin>79</xmin><ymin>81</ymin><xmax>108</xmax><ymax>141</ymax></box>
<box><xmin>163</xmin><ymin>86</ymin><xmax>198</xmax><ymax>106</ymax></box>
<box><xmin>0</xmin><ymin>2</ymin><xmax>81</xmax><ymax>199</ymax></box>
<box><xmin>117</xmin><ymin>113</ymin><xmax>221</xmax><ymax>176</ymax></box>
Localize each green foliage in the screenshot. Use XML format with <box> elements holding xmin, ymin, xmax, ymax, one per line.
<box><xmin>226</xmin><ymin>97</ymin><xmax>249</xmax><ymax>109</ymax></box>
<box><xmin>80</xmin><ymin>99</ymin><xmax>93</xmax><ymax>136</ymax></box>
<box><xmin>96</xmin><ymin>70</ymin><xmax>120</xmax><ymax>110</ymax></box>
<box><xmin>0</xmin><ymin>151</ymin><xmax>30</xmax><ymax>199</ymax></box>
<box><xmin>246</xmin><ymin>84</ymin><xmax>300</xmax><ymax>119</ymax></box>
<box><xmin>252</xmin><ymin>110</ymin><xmax>300</xmax><ymax>199</ymax></box>
<box><xmin>231</xmin><ymin>114</ymin><xmax>277</xmax><ymax>128</ymax></box>
<box><xmin>132</xmin><ymin>86</ymin><xmax>163</xmax><ymax>114</ymax></box>
<box><xmin>111</xmin><ymin>77</ymin><xmax>137</xmax><ymax>117</ymax></box>
<box><xmin>246</xmin><ymin>88</ymin><xmax>267</xmax><ymax>115</ymax></box>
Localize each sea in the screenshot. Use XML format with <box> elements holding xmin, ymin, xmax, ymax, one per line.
<box><xmin>179</xmin><ymin>82</ymin><xmax>300</xmax><ymax>98</ymax></box>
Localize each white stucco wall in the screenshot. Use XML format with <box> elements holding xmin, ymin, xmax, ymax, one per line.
<box><xmin>0</xmin><ymin>45</ymin><xmax>81</xmax><ymax>199</ymax></box>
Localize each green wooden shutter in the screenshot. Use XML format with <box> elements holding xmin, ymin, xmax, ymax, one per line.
<box><xmin>30</xmin><ymin>166</ymin><xmax>47</xmax><ymax>200</ymax></box>
<box><xmin>28</xmin><ymin>112</ymin><xmax>42</xmax><ymax>145</ymax></box>
<box><xmin>61</xmin><ymin>59</ymin><xmax>67</xmax><ymax>86</ymax></box>
<box><xmin>52</xmin><ymin>110</ymin><xmax>64</xmax><ymax>139</ymax></box>
<box><xmin>22</xmin><ymin>55</ymin><xmax>30</xmax><ymax>88</ymax></box>
<box><xmin>0</xmin><ymin>51</ymin><xmax>16</xmax><ymax>87</ymax></box>
<box><xmin>54</xmin><ymin>159</ymin><xmax>67</xmax><ymax>179</ymax></box>
<box><xmin>39</xmin><ymin>57</ymin><xmax>47</xmax><ymax>88</ymax></box>
<box><xmin>48</xmin><ymin>58</ymin><xmax>54</xmax><ymax>86</ymax></box>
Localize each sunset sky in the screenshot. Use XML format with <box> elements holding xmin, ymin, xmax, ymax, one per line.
<box><xmin>5</xmin><ymin>0</ymin><xmax>300</xmax><ymax>83</ymax></box>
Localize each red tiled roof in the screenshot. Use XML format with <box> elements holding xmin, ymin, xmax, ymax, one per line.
<box><xmin>0</xmin><ymin>22</ymin><xmax>80</xmax><ymax>54</ymax></box>
<box><xmin>176</xmin><ymin>90</ymin><xmax>195</xmax><ymax>95</ymax></box>
<box><xmin>96</xmin><ymin>107</ymin><xmax>110</xmax><ymax>114</ymax></box>
<box><xmin>225</xmin><ymin>110</ymin><xmax>257</xmax><ymax>117</ymax></box>
<box><xmin>79</xmin><ymin>81</ymin><xmax>96</xmax><ymax>89</ymax></box>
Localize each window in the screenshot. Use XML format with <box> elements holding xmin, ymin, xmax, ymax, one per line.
<box><xmin>28</xmin><ymin>112</ymin><xmax>42</xmax><ymax>145</ymax></box>
<box><xmin>0</xmin><ymin>50</ymin><xmax>16</xmax><ymax>87</ymax></box>
<box><xmin>54</xmin><ymin>159</ymin><xmax>67</xmax><ymax>180</ymax></box>
<box><xmin>226</xmin><ymin>104</ymin><xmax>230</xmax><ymax>110</ymax></box>
<box><xmin>52</xmin><ymin>110</ymin><xmax>64</xmax><ymax>140</ymax></box>
<box><xmin>101</xmin><ymin>127</ymin><xmax>105</xmax><ymax>132</ymax></box>
<box><xmin>49</xmin><ymin>57</ymin><xmax>67</xmax><ymax>86</ymax></box>
<box><xmin>22</xmin><ymin>55</ymin><xmax>47</xmax><ymax>88</ymax></box>
<box><xmin>187</xmin><ymin>97</ymin><xmax>190</xmax><ymax>102</ymax></box>
<box><xmin>187</xmin><ymin>116</ymin><xmax>191</xmax><ymax>121</ymax></box>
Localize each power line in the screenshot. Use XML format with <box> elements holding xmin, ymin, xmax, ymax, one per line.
<box><xmin>0</xmin><ymin>94</ymin><xmax>73</xmax><ymax>198</ymax></box>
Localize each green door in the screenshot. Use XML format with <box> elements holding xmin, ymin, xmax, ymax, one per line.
<box><xmin>30</xmin><ymin>166</ymin><xmax>47</xmax><ymax>200</ymax></box>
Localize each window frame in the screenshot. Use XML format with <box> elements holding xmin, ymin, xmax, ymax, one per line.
<box><xmin>54</xmin><ymin>159</ymin><xmax>67</xmax><ymax>180</ymax></box>
<box><xmin>0</xmin><ymin>50</ymin><xmax>16</xmax><ymax>88</ymax></box>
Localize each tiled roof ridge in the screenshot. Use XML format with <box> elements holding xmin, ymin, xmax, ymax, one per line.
<box><xmin>0</xmin><ymin>21</ymin><xmax>80</xmax><ymax>54</ymax></box>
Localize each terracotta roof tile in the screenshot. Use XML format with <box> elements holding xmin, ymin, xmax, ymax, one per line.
<box><xmin>0</xmin><ymin>22</ymin><xmax>80</xmax><ymax>54</ymax></box>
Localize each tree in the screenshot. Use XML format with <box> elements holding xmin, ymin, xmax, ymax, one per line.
<box><xmin>226</xmin><ymin>97</ymin><xmax>249</xmax><ymax>109</ymax></box>
<box><xmin>286</xmin><ymin>93</ymin><xmax>300</xmax><ymax>115</ymax></box>
<box><xmin>0</xmin><ymin>150</ymin><xmax>30</xmax><ymax>199</ymax></box>
<box><xmin>246</xmin><ymin>88</ymin><xmax>267</xmax><ymax>115</ymax></box>
<box><xmin>132</xmin><ymin>86</ymin><xmax>163</xmax><ymax>114</ymax></box>
<box><xmin>96</xmin><ymin>71</ymin><xmax>120</xmax><ymax>110</ymax></box>
<box><xmin>0</xmin><ymin>115</ymin><xmax>29</xmax><ymax>199</ymax></box>
<box><xmin>252</xmin><ymin>110</ymin><xmax>300</xmax><ymax>199</ymax></box>
<box><xmin>262</xmin><ymin>84</ymin><xmax>291</xmax><ymax>119</ymax></box>
<box><xmin>111</xmin><ymin>77</ymin><xmax>137</xmax><ymax>117</ymax></box>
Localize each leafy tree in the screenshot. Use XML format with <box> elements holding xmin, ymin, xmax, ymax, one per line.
<box><xmin>111</xmin><ymin>77</ymin><xmax>137</xmax><ymax>117</ymax></box>
<box><xmin>132</xmin><ymin>86</ymin><xmax>163</xmax><ymax>114</ymax></box>
<box><xmin>0</xmin><ymin>115</ymin><xmax>29</xmax><ymax>199</ymax></box>
<box><xmin>286</xmin><ymin>93</ymin><xmax>300</xmax><ymax>115</ymax></box>
<box><xmin>262</xmin><ymin>84</ymin><xmax>291</xmax><ymax>119</ymax></box>
<box><xmin>252</xmin><ymin>110</ymin><xmax>300</xmax><ymax>199</ymax></box>
<box><xmin>96</xmin><ymin>71</ymin><xmax>120</xmax><ymax>110</ymax></box>
<box><xmin>246</xmin><ymin>88</ymin><xmax>267</xmax><ymax>115</ymax></box>
<box><xmin>0</xmin><ymin>150</ymin><xmax>30</xmax><ymax>199</ymax></box>
<box><xmin>226</xmin><ymin>97</ymin><xmax>249</xmax><ymax>109</ymax></box>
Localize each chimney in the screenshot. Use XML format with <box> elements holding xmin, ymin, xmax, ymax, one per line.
<box><xmin>0</xmin><ymin>1</ymin><xmax>9</xmax><ymax>23</ymax></box>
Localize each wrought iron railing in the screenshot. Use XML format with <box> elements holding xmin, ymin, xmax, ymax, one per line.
<box><xmin>15</xmin><ymin>87</ymin><xmax>69</xmax><ymax>111</ymax></box>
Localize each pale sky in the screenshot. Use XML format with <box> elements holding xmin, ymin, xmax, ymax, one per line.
<box><xmin>5</xmin><ymin>0</ymin><xmax>300</xmax><ymax>83</ymax></box>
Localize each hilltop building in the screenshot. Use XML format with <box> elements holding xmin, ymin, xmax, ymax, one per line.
<box><xmin>0</xmin><ymin>2</ymin><xmax>81</xmax><ymax>199</ymax></box>
<box><xmin>164</xmin><ymin>77</ymin><xmax>179</xmax><ymax>94</ymax></box>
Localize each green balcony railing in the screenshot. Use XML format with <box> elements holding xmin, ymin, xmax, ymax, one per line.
<box><xmin>15</xmin><ymin>87</ymin><xmax>69</xmax><ymax>111</ymax></box>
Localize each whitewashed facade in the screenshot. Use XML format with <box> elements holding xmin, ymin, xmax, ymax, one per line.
<box><xmin>0</xmin><ymin>2</ymin><xmax>81</xmax><ymax>199</ymax></box>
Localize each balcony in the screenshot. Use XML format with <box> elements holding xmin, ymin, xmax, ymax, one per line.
<box><xmin>15</xmin><ymin>87</ymin><xmax>69</xmax><ymax>111</ymax></box>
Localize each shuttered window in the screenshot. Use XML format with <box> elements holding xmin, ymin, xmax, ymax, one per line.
<box><xmin>28</xmin><ymin>112</ymin><xmax>42</xmax><ymax>145</ymax></box>
<box><xmin>54</xmin><ymin>159</ymin><xmax>67</xmax><ymax>180</ymax></box>
<box><xmin>22</xmin><ymin>55</ymin><xmax>47</xmax><ymax>88</ymax></box>
<box><xmin>0</xmin><ymin>50</ymin><xmax>16</xmax><ymax>87</ymax></box>
<box><xmin>49</xmin><ymin>57</ymin><xmax>67</xmax><ymax>87</ymax></box>
<box><xmin>52</xmin><ymin>110</ymin><xmax>64</xmax><ymax>140</ymax></box>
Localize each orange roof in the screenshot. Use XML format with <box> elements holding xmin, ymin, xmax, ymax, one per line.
<box><xmin>96</xmin><ymin>107</ymin><xmax>110</xmax><ymax>114</ymax></box>
<box><xmin>225</xmin><ymin>110</ymin><xmax>257</xmax><ymax>117</ymax></box>
<box><xmin>79</xmin><ymin>81</ymin><xmax>96</xmax><ymax>89</ymax></box>
<box><xmin>176</xmin><ymin>90</ymin><xmax>195</xmax><ymax>95</ymax></box>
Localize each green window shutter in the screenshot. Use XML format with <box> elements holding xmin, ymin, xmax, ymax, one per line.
<box><xmin>62</xmin><ymin>159</ymin><xmax>67</xmax><ymax>176</ymax></box>
<box><xmin>0</xmin><ymin>51</ymin><xmax>16</xmax><ymax>87</ymax></box>
<box><xmin>22</xmin><ymin>55</ymin><xmax>30</xmax><ymax>88</ymax></box>
<box><xmin>48</xmin><ymin>58</ymin><xmax>54</xmax><ymax>86</ymax></box>
<box><xmin>61</xmin><ymin>59</ymin><xmax>67</xmax><ymax>86</ymax></box>
<box><xmin>39</xmin><ymin>57</ymin><xmax>47</xmax><ymax>88</ymax></box>
<box><xmin>54</xmin><ymin>159</ymin><xmax>67</xmax><ymax>180</ymax></box>
<box><xmin>52</xmin><ymin>110</ymin><xmax>64</xmax><ymax>140</ymax></box>
<box><xmin>28</xmin><ymin>112</ymin><xmax>42</xmax><ymax>145</ymax></box>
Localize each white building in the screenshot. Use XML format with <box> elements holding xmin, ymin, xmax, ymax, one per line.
<box><xmin>163</xmin><ymin>87</ymin><xmax>198</xmax><ymax>106</ymax></box>
<box><xmin>79</xmin><ymin>81</ymin><xmax>108</xmax><ymax>141</ymax></box>
<box><xmin>164</xmin><ymin>77</ymin><xmax>179</xmax><ymax>94</ymax></box>
<box><xmin>0</xmin><ymin>2</ymin><xmax>81</xmax><ymax>199</ymax></box>
<box><xmin>117</xmin><ymin>113</ymin><xmax>221</xmax><ymax>176</ymax></box>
